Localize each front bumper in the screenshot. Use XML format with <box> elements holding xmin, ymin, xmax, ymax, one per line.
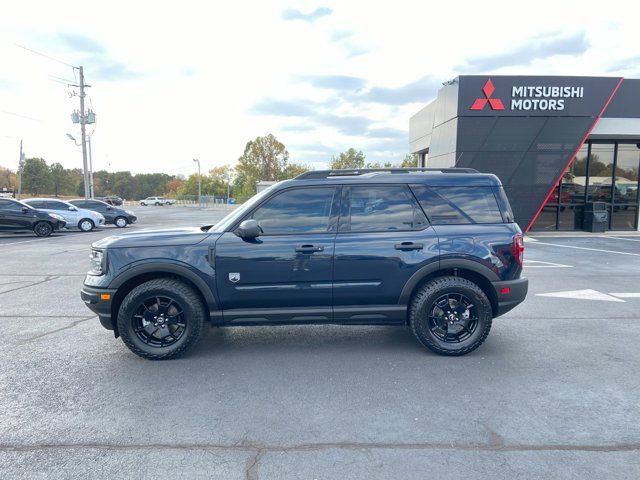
<box><xmin>54</xmin><ymin>221</ymin><xmax>66</xmax><ymax>230</ymax></box>
<box><xmin>81</xmin><ymin>285</ymin><xmax>117</xmax><ymax>331</ymax></box>
<box><xmin>492</xmin><ymin>277</ymin><xmax>528</xmax><ymax>317</ymax></box>
<box><xmin>128</xmin><ymin>215</ymin><xmax>137</xmax><ymax>224</ymax></box>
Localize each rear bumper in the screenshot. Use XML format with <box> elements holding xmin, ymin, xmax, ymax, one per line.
<box><xmin>81</xmin><ymin>285</ymin><xmax>117</xmax><ymax>331</ymax></box>
<box><xmin>492</xmin><ymin>277</ymin><xmax>528</xmax><ymax>317</ymax></box>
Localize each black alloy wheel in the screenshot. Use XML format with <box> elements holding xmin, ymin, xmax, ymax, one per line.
<box><xmin>132</xmin><ymin>295</ymin><xmax>186</xmax><ymax>347</ymax></box>
<box><xmin>427</xmin><ymin>293</ymin><xmax>478</xmax><ymax>343</ymax></box>
<box><xmin>410</xmin><ymin>276</ymin><xmax>492</xmax><ymax>356</ymax></box>
<box><xmin>117</xmin><ymin>278</ymin><xmax>205</xmax><ymax>360</ymax></box>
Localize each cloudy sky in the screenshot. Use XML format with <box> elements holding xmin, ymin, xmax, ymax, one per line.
<box><xmin>0</xmin><ymin>0</ymin><xmax>638</xmax><ymax>175</ymax></box>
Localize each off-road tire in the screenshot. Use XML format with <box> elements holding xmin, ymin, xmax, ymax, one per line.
<box><xmin>117</xmin><ymin>278</ymin><xmax>205</xmax><ymax>360</ymax></box>
<box><xmin>410</xmin><ymin>276</ymin><xmax>492</xmax><ymax>356</ymax></box>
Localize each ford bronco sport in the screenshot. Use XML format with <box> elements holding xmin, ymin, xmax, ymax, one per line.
<box><xmin>81</xmin><ymin>168</ymin><xmax>528</xmax><ymax>360</ymax></box>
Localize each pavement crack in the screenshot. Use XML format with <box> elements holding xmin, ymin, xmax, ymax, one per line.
<box><xmin>0</xmin><ymin>441</ymin><xmax>639</xmax><ymax>454</ymax></box>
<box><xmin>245</xmin><ymin>448</ymin><xmax>264</xmax><ymax>480</ymax></box>
<box><xmin>482</xmin><ymin>423</ymin><xmax>505</xmax><ymax>448</ymax></box>
<box><xmin>15</xmin><ymin>316</ymin><xmax>96</xmax><ymax>345</ymax></box>
<box><xmin>0</xmin><ymin>276</ymin><xmax>59</xmax><ymax>296</ymax></box>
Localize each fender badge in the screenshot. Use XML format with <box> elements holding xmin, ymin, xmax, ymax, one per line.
<box><xmin>228</xmin><ymin>272</ymin><xmax>240</xmax><ymax>283</ymax></box>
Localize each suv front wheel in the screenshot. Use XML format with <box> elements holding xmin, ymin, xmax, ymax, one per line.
<box><xmin>410</xmin><ymin>276</ymin><xmax>492</xmax><ymax>356</ymax></box>
<box><xmin>117</xmin><ymin>279</ymin><xmax>205</xmax><ymax>360</ymax></box>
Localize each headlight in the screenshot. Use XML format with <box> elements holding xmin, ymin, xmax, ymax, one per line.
<box><xmin>125</xmin><ymin>210</ymin><xmax>135</xmax><ymax>215</ymax></box>
<box><xmin>49</xmin><ymin>213</ymin><xmax>65</xmax><ymax>221</ymax></box>
<box><xmin>89</xmin><ymin>249</ymin><xmax>107</xmax><ymax>275</ymax></box>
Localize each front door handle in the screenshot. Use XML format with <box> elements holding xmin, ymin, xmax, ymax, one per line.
<box><xmin>394</xmin><ymin>242</ymin><xmax>424</xmax><ymax>251</ymax></box>
<box><xmin>295</xmin><ymin>244</ymin><xmax>324</xmax><ymax>254</ymax></box>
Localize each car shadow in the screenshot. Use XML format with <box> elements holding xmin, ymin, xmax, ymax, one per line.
<box><xmin>187</xmin><ymin>324</ymin><xmax>427</xmax><ymax>359</ymax></box>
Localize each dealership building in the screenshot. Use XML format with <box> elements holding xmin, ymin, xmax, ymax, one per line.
<box><xmin>409</xmin><ymin>75</ymin><xmax>640</xmax><ymax>232</ymax></box>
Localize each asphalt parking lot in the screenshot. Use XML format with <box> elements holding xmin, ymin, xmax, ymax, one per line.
<box><xmin>1</xmin><ymin>207</ymin><xmax>639</xmax><ymax>479</ymax></box>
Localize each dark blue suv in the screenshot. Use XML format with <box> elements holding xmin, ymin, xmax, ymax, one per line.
<box><xmin>81</xmin><ymin>168</ymin><xmax>528</xmax><ymax>360</ymax></box>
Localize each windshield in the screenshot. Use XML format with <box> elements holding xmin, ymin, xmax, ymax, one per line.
<box><xmin>208</xmin><ymin>185</ymin><xmax>278</xmax><ymax>233</ymax></box>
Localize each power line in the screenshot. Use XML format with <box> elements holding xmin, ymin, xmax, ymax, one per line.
<box><xmin>0</xmin><ymin>109</ymin><xmax>43</xmax><ymax>122</ymax></box>
<box><xmin>14</xmin><ymin>43</ymin><xmax>76</xmax><ymax>69</ymax></box>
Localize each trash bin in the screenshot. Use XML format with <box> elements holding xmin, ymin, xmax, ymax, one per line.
<box><xmin>584</xmin><ymin>202</ymin><xmax>608</xmax><ymax>232</ymax></box>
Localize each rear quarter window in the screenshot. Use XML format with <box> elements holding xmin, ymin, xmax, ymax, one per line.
<box><xmin>410</xmin><ymin>185</ymin><xmax>505</xmax><ymax>224</ymax></box>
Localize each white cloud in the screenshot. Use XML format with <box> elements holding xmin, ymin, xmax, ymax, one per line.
<box><xmin>0</xmin><ymin>0</ymin><xmax>638</xmax><ymax>173</ymax></box>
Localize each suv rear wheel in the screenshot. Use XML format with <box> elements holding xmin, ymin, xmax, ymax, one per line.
<box><xmin>410</xmin><ymin>276</ymin><xmax>492</xmax><ymax>356</ymax></box>
<box><xmin>117</xmin><ymin>279</ymin><xmax>205</xmax><ymax>360</ymax></box>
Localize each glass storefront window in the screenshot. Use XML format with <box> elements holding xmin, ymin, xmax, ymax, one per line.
<box><xmin>611</xmin><ymin>206</ymin><xmax>638</xmax><ymax>230</ymax></box>
<box><xmin>531</xmin><ymin>141</ymin><xmax>640</xmax><ymax>231</ymax></box>
<box><xmin>614</xmin><ymin>144</ymin><xmax>640</xmax><ymax>204</ymax></box>
<box><xmin>586</xmin><ymin>143</ymin><xmax>615</xmax><ymax>202</ymax></box>
<box><xmin>531</xmin><ymin>205</ymin><xmax>558</xmax><ymax>231</ymax></box>
<box><xmin>558</xmin><ymin>205</ymin><xmax>585</xmax><ymax>230</ymax></box>
<box><xmin>562</xmin><ymin>144</ymin><xmax>587</xmax><ymax>204</ymax></box>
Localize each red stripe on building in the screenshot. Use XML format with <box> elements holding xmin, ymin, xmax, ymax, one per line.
<box><xmin>524</xmin><ymin>77</ymin><xmax>625</xmax><ymax>232</ymax></box>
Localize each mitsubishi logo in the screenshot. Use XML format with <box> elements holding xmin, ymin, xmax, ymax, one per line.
<box><xmin>470</xmin><ymin>79</ymin><xmax>505</xmax><ymax>111</ymax></box>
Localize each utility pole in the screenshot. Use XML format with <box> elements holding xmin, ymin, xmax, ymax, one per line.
<box><xmin>79</xmin><ymin>66</ymin><xmax>90</xmax><ymax>199</ymax></box>
<box><xmin>193</xmin><ymin>158</ymin><xmax>201</xmax><ymax>208</ymax></box>
<box><xmin>87</xmin><ymin>135</ymin><xmax>94</xmax><ymax>198</ymax></box>
<box><xmin>17</xmin><ymin>140</ymin><xmax>23</xmax><ymax>199</ymax></box>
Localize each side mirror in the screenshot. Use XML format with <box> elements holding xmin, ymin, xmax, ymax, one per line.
<box><xmin>68</xmin><ymin>206</ymin><xmax>77</xmax><ymax>211</ymax></box>
<box><xmin>236</xmin><ymin>219</ymin><xmax>262</xmax><ymax>239</ymax></box>
<box><xmin>106</xmin><ymin>206</ymin><xmax>112</xmax><ymax>210</ymax></box>
<box><xmin>21</xmin><ymin>206</ymin><xmax>29</xmax><ymax>214</ymax></box>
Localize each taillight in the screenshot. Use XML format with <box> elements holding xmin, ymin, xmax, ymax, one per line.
<box><xmin>514</xmin><ymin>234</ymin><xmax>524</xmax><ymax>267</ymax></box>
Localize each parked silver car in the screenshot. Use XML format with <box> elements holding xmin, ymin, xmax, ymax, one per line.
<box><xmin>23</xmin><ymin>198</ymin><xmax>105</xmax><ymax>232</ymax></box>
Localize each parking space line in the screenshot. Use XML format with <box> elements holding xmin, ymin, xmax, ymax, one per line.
<box><xmin>532</xmin><ymin>241</ymin><xmax>640</xmax><ymax>257</ymax></box>
<box><xmin>610</xmin><ymin>293</ymin><xmax>640</xmax><ymax>298</ymax></box>
<box><xmin>523</xmin><ymin>260</ymin><xmax>572</xmax><ymax>268</ymax></box>
<box><xmin>607</xmin><ymin>236</ymin><xmax>640</xmax><ymax>243</ymax></box>
<box><xmin>0</xmin><ymin>236</ymin><xmax>68</xmax><ymax>246</ymax></box>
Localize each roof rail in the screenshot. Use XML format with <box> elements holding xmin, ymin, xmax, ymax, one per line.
<box><xmin>294</xmin><ymin>167</ymin><xmax>479</xmax><ymax>180</ymax></box>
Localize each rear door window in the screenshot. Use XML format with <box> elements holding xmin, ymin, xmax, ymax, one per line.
<box><xmin>341</xmin><ymin>185</ymin><xmax>428</xmax><ymax>232</ymax></box>
<box><xmin>410</xmin><ymin>185</ymin><xmax>504</xmax><ymax>224</ymax></box>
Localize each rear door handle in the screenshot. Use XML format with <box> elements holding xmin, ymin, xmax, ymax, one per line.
<box><xmin>394</xmin><ymin>242</ymin><xmax>424</xmax><ymax>251</ymax></box>
<box><xmin>295</xmin><ymin>244</ymin><xmax>324</xmax><ymax>253</ymax></box>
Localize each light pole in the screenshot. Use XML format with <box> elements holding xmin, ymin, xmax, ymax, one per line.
<box><xmin>67</xmin><ymin>133</ymin><xmax>93</xmax><ymax>198</ymax></box>
<box><xmin>193</xmin><ymin>158</ymin><xmax>201</xmax><ymax>208</ymax></box>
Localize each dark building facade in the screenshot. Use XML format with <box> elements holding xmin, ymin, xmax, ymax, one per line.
<box><xmin>409</xmin><ymin>75</ymin><xmax>640</xmax><ymax>232</ymax></box>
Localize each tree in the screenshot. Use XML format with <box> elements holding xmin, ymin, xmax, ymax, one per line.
<box><xmin>210</xmin><ymin>165</ymin><xmax>235</xmax><ymax>197</ymax></box>
<box><xmin>21</xmin><ymin>158</ymin><xmax>52</xmax><ymax>196</ymax></box>
<box><xmin>49</xmin><ymin>162</ymin><xmax>74</xmax><ymax>197</ymax></box>
<box><xmin>165</xmin><ymin>177</ymin><xmax>185</xmax><ymax>196</ymax></box>
<box><xmin>280</xmin><ymin>163</ymin><xmax>309</xmax><ymax>179</ymax></box>
<box><xmin>0</xmin><ymin>166</ymin><xmax>17</xmax><ymax>190</ymax></box>
<box><xmin>235</xmin><ymin>134</ymin><xmax>289</xmax><ymax>198</ymax></box>
<box><xmin>330</xmin><ymin>148</ymin><xmax>365</xmax><ymax>169</ymax></box>
<box><xmin>110</xmin><ymin>171</ymin><xmax>135</xmax><ymax>200</ymax></box>
<box><xmin>400</xmin><ymin>153</ymin><xmax>418</xmax><ymax>168</ymax></box>
<box><xmin>135</xmin><ymin>173</ymin><xmax>173</xmax><ymax>199</ymax></box>
<box><xmin>366</xmin><ymin>161</ymin><xmax>394</xmax><ymax>169</ymax></box>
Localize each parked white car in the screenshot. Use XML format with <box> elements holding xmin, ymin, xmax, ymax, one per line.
<box><xmin>140</xmin><ymin>196</ymin><xmax>169</xmax><ymax>206</ymax></box>
<box><xmin>23</xmin><ymin>198</ymin><xmax>105</xmax><ymax>232</ymax></box>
